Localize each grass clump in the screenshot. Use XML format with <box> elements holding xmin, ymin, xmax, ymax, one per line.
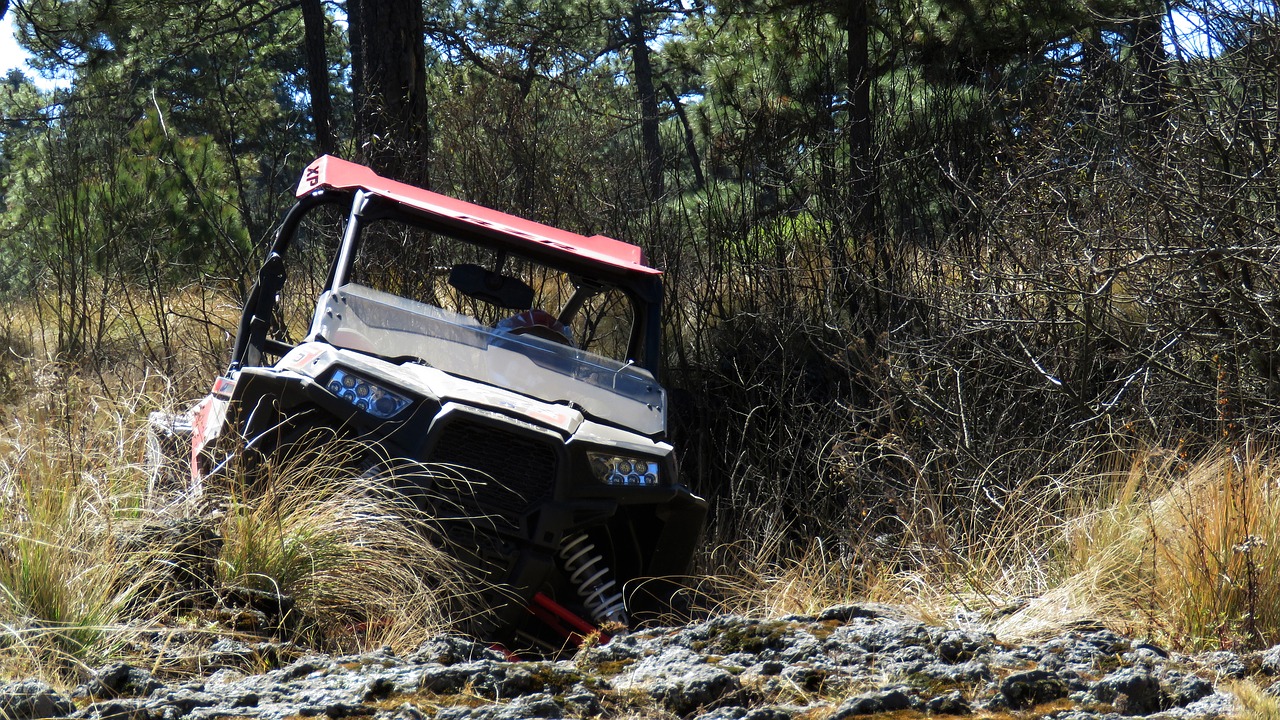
<box><xmin>216</xmin><ymin>440</ymin><xmax>473</xmax><ymax>653</ymax></box>
<box><xmin>0</xmin><ymin>369</ymin><xmax>168</xmax><ymax>681</ymax></box>
<box><xmin>714</xmin><ymin>441</ymin><xmax>1280</xmax><ymax>653</ymax></box>
<box><xmin>0</xmin><ymin>362</ymin><xmax>474</xmax><ymax>683</ymax></box>
<box><xmin>1054</xmin><ymin>444</ymin><xmax>1280</xmax><ymax>650</ymax></box>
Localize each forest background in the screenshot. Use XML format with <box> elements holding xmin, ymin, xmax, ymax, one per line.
<box><xmin>2</xmin><ymin>0</ymin><xmax>1280</xmax><ymax>664</ymax></box>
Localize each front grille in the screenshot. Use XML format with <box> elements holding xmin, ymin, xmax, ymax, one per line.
<box><xmin>429</xmin><ymin>420</ymin><xmax>559</xmax><ymax>523</ymax></box>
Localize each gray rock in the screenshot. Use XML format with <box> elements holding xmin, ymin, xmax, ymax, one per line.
<box><xmin>925</xmin><ymin>689</ymin><xmax>970</xmax><ymax>715</ymax></box>
<box><xmin>1167</xmin><ymin>691</ymin><xmax>1236</xmax><ymax>718</ymax></box>
<box><xmin>614</xmin><ymin>647</ymin><xmax>740</xmax><ymax>715</ymax></box>
<box><xmin>1197</xmin><ymin>651</ymin><xmax>1246</xmax><ymax>679</ymax></box>
<box><xmin>1160</xmin><ymin>671</ymin><xmax>1214</xmax><ymax>708</ymax></box>
<box><xmin>1000</xmin><ymin>669</ymin><xmax>1068</xmax><ymax>709</ymax></box>
<box><xmin>0</xmin><ymin>679</ymin><xmax>76</xmax><ymax>720</ymax></box>
<box><xmin>777</xmin><ymin>663</ymin><xmax>820</xmax><ymax>686</ymax></box>
<box><xmin>147</xmin><ymin>688</ymin><xmax>218</xmax><ymax>715</ymax></box>
<box><xmin>829</xmin><ymin>689</ymin><xmax>912</xmax><ymax>718</ymax></box>
<box><xmin>76</xmin><ymin>663</ymin><xmax>165</xmax><ymax>700</ymax></box>
<box><xmin>916</xmin><ymin>660</ymin><xmax>991</xmax><ymax>685</ymax></box>
<box><xmin>72</xmin><ymin>699</ymin><xmax>151</xmax><ymax>720</ymax></box>
<box><xmin>696</xmin><ymin>708</ymin><xmax>747</xmax><ymax>720</ymax></box>
<box><xmin>1092</xmin><ymin>667</ymin><xmax>1165</xmax><ymax>715</ymax></box>
<box><xmin>934</xmin><ymin>629</ymin><xmax>993</xmax><ymax>663</ymax></box>
<box><xmin>818</xmin><ymin>604</ymin><xmax>912</xmax><ymax>623</ymax></box>
<box><xmin>435</xmin><ymin>693</ymin><xmax>563</xmax><ymax>720</ymax></box>
<box><xmin>699</xmin><ymin>707</ymin><xmax>795</xmax><ymax>720</ymax></box>
<box><xmin>408</xmin><ymin>636</ymin><xmax>506</xmax><ymax>665</ymax></box>
<box><xmin>1257</xmin><ymin>644</ymin><xmax>1280</xmax><ymax>676</ymax></box>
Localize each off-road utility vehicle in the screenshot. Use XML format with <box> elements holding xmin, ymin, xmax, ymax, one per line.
<box><xmin>152</xmin><ymin>155</ymin><xmax>705</xmax><ymax>648</ymax></box>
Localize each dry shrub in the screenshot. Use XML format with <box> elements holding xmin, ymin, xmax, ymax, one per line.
<box><xmin>1231</xmin><ymin>680</ymin><xmax>1277</xmax><ymax>720</ymax></box>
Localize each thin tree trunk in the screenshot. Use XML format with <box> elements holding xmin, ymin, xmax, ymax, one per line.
<box><xmin>630</xmin><ymin>4</ymin><xmax>664</xmax><ymax>200</ymax></box>
<box><xmin>1132</xmin><ymin>4</ymin><xmax>1168</xmax><ymax>132</ymax></box>
<box><xmin>348</xmin><ymin>0</ymin><xmax>364</xmax><ymax>122</ymax></box>
<box><xmin>664</xmin><ymin>82</ymin><xmax>704</xmax><ymax>191</ymax></box>
<box><xmin>847</xmin><ymin>0</ymin><xmax>872</xmax><ymax>233</ymax></box>
<box><xmin>833</xmin><ymin>0</ymin><xmax>873</xmax><ymax>310</ymax></box>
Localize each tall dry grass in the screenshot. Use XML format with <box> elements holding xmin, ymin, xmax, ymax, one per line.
<box><xmin>0</xmin><ymin>367</ymin><xmax>167</xmax><ymax>681</ymax></box>
<box><xmin>0</xmin><ymin>351</ymin><xmax>472</xmax><ymax>682</ymax></box>
<box><xmin>714</xmin><ymin>441</ymin><xmax>1280</xmax><ymax>652</ymax></box>
<box><xmin>216</xmin><ymin>440</ymin><xmax>474</xmax><ymax>652</ymax></box>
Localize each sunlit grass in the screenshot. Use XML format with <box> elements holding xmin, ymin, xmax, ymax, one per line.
<box><xmin>713</xmin><ymin>442</ymin><xmax>1280</xmax><ymax>652</ymax></box>
<box><xmin>216</xmin><ymin>438</ymin><xmax>473</xmax><ymax>653</ymax></box>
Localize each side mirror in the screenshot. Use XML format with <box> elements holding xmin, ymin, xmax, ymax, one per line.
<box><xmin>448</xmin><ymin>264</ymin><xmax>535</xmax><ymax>310</ymax></box>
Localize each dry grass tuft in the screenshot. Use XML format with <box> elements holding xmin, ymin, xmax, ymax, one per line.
<box><xmin>0</xmin><ymin>369</ymin><xmax>173</xmax><ymax>682</ymax></box>
<box><xmin>1231</xmin><ymin>680</ymin><xmax>1274</xmax><ymax>720</ymax></box>
<box><xmin>714</xmin><ymin>441</ymin><xmax>1280</xmax><ymax>652</ymax></box>
<box><xmin>216</xmin><ymin>439</ymin><xmax>475</xmax><ymax>653</ymax></box>
<box><xmin>1045</xmin><ymin>443</ymin><xmax>1280</xmax><ymax>650</ymax></box>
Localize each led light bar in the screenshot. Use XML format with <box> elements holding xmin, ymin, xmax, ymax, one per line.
<box><xmin>588</xmin><ymin>452</ymin><xmax>660</xmax><ymax>486</ymax></box>
<box><xmin>327</xmin><ymin>368</ymin><xmax>411</xmax><ymax>419</ymax></box>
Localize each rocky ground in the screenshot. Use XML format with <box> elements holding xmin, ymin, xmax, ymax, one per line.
<box><xmin>2</xmin><ymin>603</ymin><xmax>1269</xmax><ymax>720</ymax></box>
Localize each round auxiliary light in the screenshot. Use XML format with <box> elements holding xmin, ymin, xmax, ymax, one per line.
<box><xmin>342</xmin><ymin>373</ymin><xmax>356</xmax><ymax>389</ymax></box>
<box><xmin>356</xmin><ymin>383</ymin><xmax>370</xmax><ymax>398</ymax></box>
<box><xmin>328</xmin><ymin>380</ymin><xmax>342</xmax><ymax>394</ymax></box>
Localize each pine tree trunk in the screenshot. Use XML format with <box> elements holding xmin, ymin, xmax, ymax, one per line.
<box><xmin>1132</xmin><ymin>5</ymin><xmax>1168</xmax><ymax>132</ymax></box>
<box><xmin>630</xmin><ymin>4</ymin><xmax>664</xmax><ymax>200</ymax></box>
<box><xmin>847</xmin><ymin>0</ymin><xmax>872</xmax><ymax>233</ymax></box>
<box><xmin>301</xmin><ymin>0</ymin><xmax>333</xmax><ymax>155</ymax></box>
<box><xmin>350</xmin><ymin>0</ymin><xmax>429</xmax><ymax>185</ymax></box>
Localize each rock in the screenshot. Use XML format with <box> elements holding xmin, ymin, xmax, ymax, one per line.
<box><xmin>1161</xmin><ymin>671</ymin><xmax>1214</xmax><ymax>708</ymax></box>
<box><xmin>146</xmin><ymin>687</ymin><xmax>218</xmax><ymax>714</ymax></box>
<box><xmin>916</xmin><ymin>660</ymin><xmax>992</xmax><ymax>685</ymax></box>
<box><xmin>1257</xmin><ymin>645</ymin><xmax>1280</xmax><ymax>676</ymax></box>
<box><xmin>408</xmin><ymin>636</ymin><xmax>505</xmax><ymax>665</ymax></box>
<box><xmin>435</xmin><ymin>693</ymin><xmax>563</xmax><ymax>720</ymax></box>
<box><xmin>13</xmin><ymin>609</ymin><xmax>1239</xmax><ymax>720</ymax></box>
<box><xmin>75</xmin><ymin>663</ymin><xmax>164</xmax><ymax>700</ymax></box>
<box><xmin>818</xmin><ymin>604</ymin><xmax>912</xmax><ymax>623</ymax></box>
<box><xmin>1092</xmin><ymin>667</ymin><xmax>1166</xmax><ymax>715</ymax></box>
<box><xmin>925</xmin><ymin>689</ymin><xmax>971</xmax><ymax>715</ymax></box>
<box><xmin>1173</xmin><ymin>691</ymin><xmax>1237</xmax><ymax>718</ymax></box>
<box><xmin>613</xmin><ymin>647</ymin><xmax>741</xmax><ymax>715</ymax></box>
<box><xmin>1197</xmin><ymin>651</ymin><xmax>1247</xmax><ymax>680</ymax></box>
<box><xmin>72</xmin><ymin>699</ymin><xmax>149</xmax><ymax>720</ymax></box>
<box><xmin>0</xmin><ymin>679</ymin><xmax>76</xmax><ymax>720</ymax></box>
<box><xmin>1000</xmin><ymin>669</ymin><xmax>1069</xmax><ymax>709</ymax></box>
<box><xmin>829</xmin><ymin>688</ymin><xmax>912</xmax><ymax>718</ymax></box>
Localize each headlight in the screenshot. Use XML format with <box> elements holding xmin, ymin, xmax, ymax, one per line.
<box><xmin>326</xmin><ymin>369</ymin><xmax>411</xmax><ymax>419</ymax></box>
<box><xmin>588</xmin><ymin>452</ymin><xmax>660</xmax><ymax>486</ymax></box>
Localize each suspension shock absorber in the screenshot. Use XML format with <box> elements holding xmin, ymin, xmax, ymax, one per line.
<box><xmin>557</xmin><ymin>532</ymin><xmax>629</xmax><ymax>626</ymax></box>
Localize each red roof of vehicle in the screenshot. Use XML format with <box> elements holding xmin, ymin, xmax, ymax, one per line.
<box><xmin>296</xmin><ymin>155</ymin><xmax>660</xmax><ymax>276</ymax></box>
